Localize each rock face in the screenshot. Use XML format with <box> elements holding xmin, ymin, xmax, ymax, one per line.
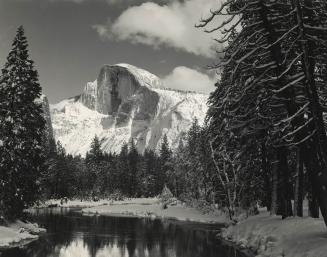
<box><xmin>51</xmin><ymin>64</ymin><xmax>208</xmax><ymax>156</ymax></box>
<box><xmin>80</xmin><ymin>65</ymin><xmax>160</xmax><ymax>129</ymax></box>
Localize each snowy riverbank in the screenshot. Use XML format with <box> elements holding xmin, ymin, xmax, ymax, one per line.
<box><xmin>0</xmin><ymin>220</ymin><xmax>45</xmax><ymax>248</ymax></box>
<box><xmin>40</xmin><ymin>198</ymin><xmax>121</xmax><ymax>208</ymax></box>
<box><xmin>40</xmin><ymin>197</ymin><xmax>163</xmax><ymax>209</ymax></box>
<box><xmin>221</xmin><ymin>210</ymin><xmax>327</xmax><ymax>257</ymax></box>
<box><xmin>81</xmin><ymin>198</ymin><xmax>228</xmax><ymax>224</ymax></box>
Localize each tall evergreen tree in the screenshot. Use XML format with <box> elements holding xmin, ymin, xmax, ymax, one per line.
<box><xmin>171</xmin><ymin>138</ymin><xmax>188</xmax><ymax>197</ymax></box>
<box><xmin>128</xmin><ymin>139</ymin><xmax>139</xmax><ymax>196</ymax></box>
<box><xmin>139</xmin><ymin>149</ymin><xmax>157</xmax><ymax>197</ymax></box>
<box><xmin>117</xmin><ymin>143</ymin><xmax>130</xmax><ymax>195</ymax></box>
<box><xmin>0</xmin><ymin>26</ymin><xmax>45</xmax><ymax>219</ymax></box>
<box><xmin>86</xmin><ymin>135</ymin><xmax>103</xmax><ymax>164</ymax></box>
<box><xmin>85</xmin><ymin>135</ymin><xmax>105</xmax><ymax>196</ymax></box>
<box><xmin>159</xmin><ymin>134</ymin><xmax>172</xmax><ymax>193</ymax></box>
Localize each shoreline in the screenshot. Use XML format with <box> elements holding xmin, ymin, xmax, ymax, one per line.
<box><xmin>0</xmin><ymin>220</ymin><xmax>46</xmax><ymax>249</ymax></box>
<box><xmin>80</xmin><ymin>198</ymin><xmax>228</xmax><ymax>224</ymax></box>
<box><xmin>218</xmin><ymin>236</ymin><xmax>255</xmax><ymax>257</ymax></box>
<box><xmin>81</xmin><ymin>208</ymin><xmax>226</xmax><ymax>224</ymax></box>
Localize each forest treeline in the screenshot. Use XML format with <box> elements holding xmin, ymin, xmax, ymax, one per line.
<box><xmin>41</xmin><ymin>121</ymin><xmax>217</xmax><ymax>207</ymax></box>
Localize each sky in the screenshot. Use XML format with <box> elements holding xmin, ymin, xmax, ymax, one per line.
<box><xmin>0</xmin><ymin>0</ymin><xmax>222</xmax><ymax>103</ymax></box>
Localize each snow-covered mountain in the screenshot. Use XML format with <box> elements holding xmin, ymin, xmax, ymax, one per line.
<box><xmin>50</xmin><ymin>64</ymin><xmax>208</xmax><ymax>156</ymax></box>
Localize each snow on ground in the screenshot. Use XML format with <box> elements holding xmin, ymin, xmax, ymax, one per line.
<box><xmin>42</xmin><ymin>198</ymin><xmax>157</xmax><ymax>208</ymax></box>
<box><xmin>81</xmin><ymin>198</ymin><xmax>227</xmax><ymax>224</ymax></box>
<box><xmin>221</xmin><ymin>209</ymin><xmax>327</xmax><ymax>257</ymax></box>
<box><xmin>0</xmin><ymin>220</ymin><xmax>45</xmax><ymax>248</ymax></box>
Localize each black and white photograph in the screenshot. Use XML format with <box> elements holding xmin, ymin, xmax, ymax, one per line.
<box><xmin>1</xmin><ymin>0</ymin><xmax>327</xmax><ymax>256</ymax></box>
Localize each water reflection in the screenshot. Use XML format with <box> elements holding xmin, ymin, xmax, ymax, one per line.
<box><xmin>0</xmin><ymin>208</ymin><xmax>246</xmax><ymax>257</ymax></box>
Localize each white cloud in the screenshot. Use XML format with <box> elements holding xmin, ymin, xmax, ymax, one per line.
<box><xmin>93</xmin><ymin>0</ymin><xmax>222</xmax><ymax>58</ymax></box>
<box><xmin>162</xmin><ymin>66</ymin><xmax>216</xmax><ymax>93</ymax></box>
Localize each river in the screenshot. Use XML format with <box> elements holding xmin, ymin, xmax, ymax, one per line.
<box><xmin>0</xmin><ymin>208</ymin><xmax>248</xmax><ymax>257</ymax></box>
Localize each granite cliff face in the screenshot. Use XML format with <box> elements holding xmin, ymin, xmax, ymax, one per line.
<box><xmin>80</xmin><ymin>65</ymin><xmax>160</xmax><ymax>128</ymax></box>
<box><xmin>51</xmin><ymin>64</ymin><xmax>208</xmax><ymax>156</ymax></box>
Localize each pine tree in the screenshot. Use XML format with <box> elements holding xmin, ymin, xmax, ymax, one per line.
<box><xmin>128</xmin><ymin>139</ymin><xmax>139</xmax><ymax>196</ymax></box>
<box><xmin>186</xmin><ymin>119</ymin><xmax>202</xmax><ymax>199</ymax></box>
<box><xmin>117</xmin><ymin>143</ymin><xmax>129</xmax><ymax>195</ymax></box>
<box><xmin>158</xmin><ymin>134</ymin><xmax>172</xmax><ymax>193</ymax></box>
<box><xmin>140</xmin><ymin>149</ymin><xmax>157</xmax><ymax>197</ymax></box>
<box><xmin>0</xmin><ymin>26</ymin><xmax>45</xmax><ymax>219</ymax></box>
<box><xmin>85</xmin><ymin>135</ymin><xmax>106</xmax><ymax>197</ymax></box>
<box><xmin>41</xmin><ymin>141</ymin><xmax>74</xmax><ymax>199</ymax></box>
<box><xmin>86</xmin><ymin>135</ymin><xmax>103</xmax><ymax>164</ymax></box>
<box><xmin>172</xmin><ymin>138</ymin><xmax>188</xmax><ymax>197</ymax></box>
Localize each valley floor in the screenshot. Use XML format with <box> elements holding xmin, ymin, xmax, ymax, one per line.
<box><xmin>0</xmin><ymin>220</ymin><xmax>45</xmax><ymax>249</ymax></box>
<box><xmin>221</xmin><ymin>209</ymin><xmax>327</xmax><ymax>257</ymax></box>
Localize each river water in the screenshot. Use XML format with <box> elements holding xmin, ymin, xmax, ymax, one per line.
<box><xmin>0</xmin><ymin>208</ymin><xmax>247</xmax><ymax>257</ymax></box>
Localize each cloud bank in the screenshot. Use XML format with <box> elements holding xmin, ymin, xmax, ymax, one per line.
<box><xmin>163</xmin><ymin>66</ymin><xmax>216</xmax><ymax>93</ymax></box>
<box><xmin>93</xmin><ymin>0</ymin><xmax>220</xmax><ymax>58</ymax></box>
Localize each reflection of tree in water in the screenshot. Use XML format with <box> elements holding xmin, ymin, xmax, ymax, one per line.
<box><xmin>0</xmin><ymin>209</ymin><xmax>247</xmax><ymax>257</ymax></box>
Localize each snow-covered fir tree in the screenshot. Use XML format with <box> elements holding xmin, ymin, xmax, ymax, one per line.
<box><xmin>159</xmin><ymin>134</ymin><xmax>172</xmax><ymax>193</ymax></box>
<box><xmin>0</xmin><ymin>26</ymin><xmax>46</xmax><ymax>219</ymax></box>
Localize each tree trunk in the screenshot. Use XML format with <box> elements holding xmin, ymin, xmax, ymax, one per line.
<box><xmin>308</xmin><ymin>190</ymin><xmax>320</xmax><ymax>218</ymax></box>
<box><xmin>258</xmin><ymin>1</ymin><xmax>297</xmax><ymax>218</ymax></box>
<box><xmin>262</xmin><ymin>141</ymin><xmax>271</xmax><ymax>211</ymax></box>
<box><xmin>301</xmin><ymin>142</ymin><xmax>326</xmax><ymax>220</ymax></box>
<box><xmin>271</xmin><ymin>155</ymin><xmax>282</xmax><ymax>215</ymax></box>
<box><xmin>294</xmin><ymin>148</ymin><xmax>304</xmax><ymax>217</ymax></box>
<box><xmin>278</xmin><ymin>148</ymin><xmax>293</xmax><ymax>219</ymax></box>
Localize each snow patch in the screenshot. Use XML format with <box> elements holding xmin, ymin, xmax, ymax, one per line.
<box><xmin>221</xmin><ymin>210</ymin><xmax>327</xmax><ymax>257</ymax></box>
<box><xmin>0</xmin><ymin>220</ymin><xmax>45</xmax><ymax>248</ymax></box>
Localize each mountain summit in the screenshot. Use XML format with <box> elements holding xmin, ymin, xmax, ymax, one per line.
<box><xmin>50</xmin><ymin>64</ymin><xmax>208</xmax><ymax>156</ymax></box>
